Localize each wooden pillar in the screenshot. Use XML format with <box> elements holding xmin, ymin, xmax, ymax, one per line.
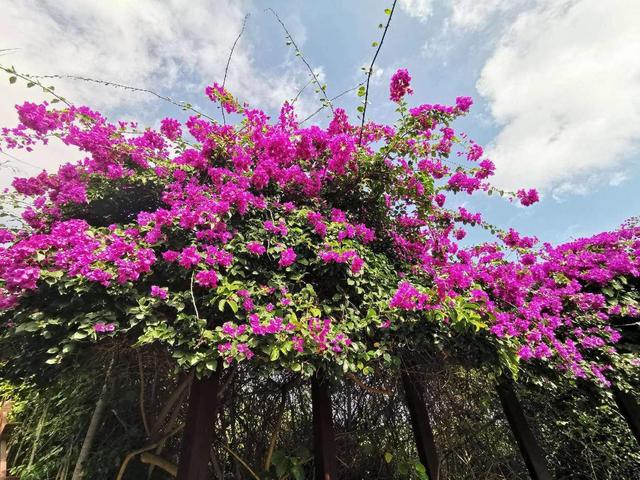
<box><xmin>311</xmin><ymin>371</ymin><xmax>337</xmax><ymax>480</ymax></box>
<box><xmin>0</xmin><ymin>401</ymin><xmax>18</xmax><ymax>480</ymax></box>
<box><xmin>401</xmin><ymin>369</ymin><xmax>440</xmax><ymax>480</ymax></box>
<box><xmin>176</xmin><ymin>369</ymin><xmax>222</xmax><ymax>480</ymax></box>
<box><xmin>613</xmin><ymin>386</ymin><xmax>640</xmax><ymax>446</ymax></box>
<box><xmin>496</xmin><ymin>378</ymin><xmax>551</xmax><ymax>480</ymax></box>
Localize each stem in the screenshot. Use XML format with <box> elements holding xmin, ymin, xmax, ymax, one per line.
<box><xmin>114</xmin><ymin>424</ymin><xmax>184</xmax><ymax>480</ymax></box>
<box><xmin>137</xmin><ymin>350</ymin><xmax>151</xmax><ymax>438</ymax></box>
<box><xmin>150</xmin><ymin>372</ymin><xmax>193</xmax><ymax>438</ymax></box>
<box><xmin>221</xmin><ymin>444</ymin><xmax>261</xmax><ymax>480</ymax></box>
<box><xmin>140</xmin><ymin>452</ymin><xmax>178</xmax><ymax>477</ymax></box>
<box><xmin>27</xmin><ymin>403</ymin><xmax>49</xmax><ymax>469</ymax></box>
<box><xmin>71</xmin><ymin>356</ymin><xmax>115</xmax><ymax>480</ymax></box>
<box><xmin>264</xmin><ymin>388</ymin><xmax>288</xmax><ymax>471</ymax></box>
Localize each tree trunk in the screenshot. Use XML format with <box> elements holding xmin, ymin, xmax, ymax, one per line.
<box><xmin>496</xmin><ymin>377</ymin><xmax>551</xmax><ymax>480</ymax></box>
<box><xmin>401</xmin><ymin>369</ymin><xmax>440</xmax><ymax>480</ymax></box>
<box><xmin>176</xmin><ymin>369</ymin><xmax>222</xmax><ymax>480</ymax></box>
<box><xmin>613</xmin><ymin>386</ymin><xmax>640</xmax><ymax>447</ymax></box>
<box><xmin>311</xmin><ymin>371</ymin><xmax>337</xmax><ymax>480</ymax></box>
<box><xmin>71</xmin><ymin>357</ymin><xmax>114</xmax><ymax>480</ymax></box>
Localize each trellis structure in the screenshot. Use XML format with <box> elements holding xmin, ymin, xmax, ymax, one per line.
<box><xmin>171</xmin><ymin>367</ymin><xmax>639</xmax><ymax>480</ymax></box>
<box><xmin>308</xmin><ymin>374</ymin><xmax>638</xmax><ymax>480</ymax></box>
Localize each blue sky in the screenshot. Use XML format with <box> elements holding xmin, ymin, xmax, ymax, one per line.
<box><xmin>1</xmin><ymin>0</ymin><xmax>639</xmax><ymax>244</ymax></box>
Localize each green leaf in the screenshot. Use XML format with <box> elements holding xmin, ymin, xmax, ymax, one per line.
<box><xmin>205</xmin><ymin>360</ymin><xmax>218</xmax><ymax>371</ymax></box>
<box><xmin>372</xmin><ymin>41</ymin><xmax>379</xmax><ymax>47</ymax></box>
<box><xmin>384</xmin><ymin>452</ymin><xmax>393</xmax><ymax>463</ymax></box>
<box><xmin>15</xmin><ymin>322</ymin><xmax>39</xmax><ymax>333</ymax></box>
<box><xmin>227</xmin><ymin>299</ymin><xmax>239</xmax><ymax>313</ymax></box>
<box><xmin>270</xmin><ymin>347</ymin><xmax>280</xmax><ymax>361</ymax></box>
<box><xmin>291</xmin><ymin>465</ymin><xmax>304</xmax><ymax>480</ymax></box>
<box><xmin>275</xmin><ymin>460</ymin><xmax>287</xmax><ymax>477</ymax></box>
<box><xmin>70</xmin><ymin>331</ymin><xmax>89</xmax><ymax>340</ymax></box>
<box><xmin>9</xmin><ymin>76</ymin><xmax>17</xmax><ymax>84</ymax></box>
<box><xmin>415</xmin><ymin>462</ymin><xmax>429</xmax><ymax>479</ymax></box>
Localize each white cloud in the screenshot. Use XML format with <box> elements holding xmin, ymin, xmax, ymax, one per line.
<box><xmin>450</xmin><ymin>0</ymin><xmax>528</xmax><ymax>31</ymax></box>
<box><xmin>477</xmin><ymin>0</ymin><xmax>640</xmax><ymax>194</ymax></box>
<box><xmin>398</xmin><ymin>0</ymin><xmax>434</xmax><ymax>21</ymax></box>
<box><xmin>0</xmin><ymin>0</ymin><xmax>318</xmax><ymax>184</ymax></box>
<box><xmin>609</xmin><ymin>171</ymin><xmax>629</xmax><ymax>187</ymax></box>
<box><xmin>551</xmin><ymin>171</ymin><xmax>630</xmax><ymax>202</ymax></box>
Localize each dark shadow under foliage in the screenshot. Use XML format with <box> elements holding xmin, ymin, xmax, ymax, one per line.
<box><xmin>2</xmin><ymin>344</ymin><xmax>639</xmax><ymax>480</ymax></box>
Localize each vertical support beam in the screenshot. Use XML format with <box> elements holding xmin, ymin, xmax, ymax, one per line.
<box><xmin>176</xmin><ymin>369</ymin><xmax>222</xmax><ymax>480</ymax></box>
<box><xmin>401</xmin><ymin>369</ymin><xmax>440</xmax><ymax>480</ymax></box>
<box><xmin>0</xmin><ymin>401</ymin><xmax>18</xmax><ymax>480</ymax></box>
<box><xmin>311</xmin><ymin>371</ymin><xmax>337</xmax><ymax>480</ymax></box>
<box><xmin>1</xmin><ymin>402</ymin><xmax>11</xmax><ymax>479</ymax></box>
<box><xmin>496</xmin><ymin>378</ymin><xmax>551</xmax><ymax>480</ymax></box>
<box><xmin>0</xmin><ymin>431</ymin><xmax>7</xmax><ymax>480</ymax></box>
<box><xmin>613</xmin><ymin>386</ymin><xmax>640</xmax><ymax>446</ymax></box>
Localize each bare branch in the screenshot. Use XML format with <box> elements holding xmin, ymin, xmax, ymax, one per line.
<box><xmin>0</xmin><ymin>64</ymin><xmax>71</xmax><ymax>106</ymax></box>
<box><xmin>5</xmin><ymin>69</ymin><xmax>217</xmax><ymax>122</ymax></box>
<box><xmin>291</xmin><ymin>78</ymin><xmax>314</xmax><ymax>105</ymax></box>
<box><xmin>221</xmin><ymin>14</ymin><xmax>249</xmax><ymax>125</ymax></box>
<box><xmin>300</xmin><ymin>82</ymin><xmax>364</xmax><ymax>125</ymax></box>
<box><xmin>267</xmin><ymin>8</ymin><xmax>335</xmax><ymax>115</ymax></box>
<box><xmin>345</xmin><ymin>372</ymin><xmax>393</xmax><ymax>396</ymax></box>
<box><xmin>359</xmin><ymin>0</ymin><xmax>399</xmax><ymax>145</ymax></box>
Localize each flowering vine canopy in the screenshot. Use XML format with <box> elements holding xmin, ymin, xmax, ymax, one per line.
<box><xmin>0</xmin><ymin>69</ymin><xmax>638</xmax><ymax>385</ymax></box>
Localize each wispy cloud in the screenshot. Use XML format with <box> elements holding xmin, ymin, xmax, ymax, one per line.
<box><xmin>450</xmin><ymin>0</ymin><xmax>530</xmax><ymax>31</ymax></box>
<box><xmin>398</xmin><ymin>0</ymin><xmax>435</xmax><ymax>22</ymax></box>
<box><xmin>0</xmin><ymin>0</ymin><xmax>321</xmax><ymax>182</ymax></box>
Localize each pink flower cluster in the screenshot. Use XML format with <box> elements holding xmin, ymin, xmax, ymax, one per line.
<box><xmin>389</xmin><ymin>69</ymin><xmax>413</xmax><ymax>102</ymax></box>
<box><xmin>319</xmin><ymin>249</ymin><xmax>364</xmax><ymax>274</ymax></box>
<box><xmin>0</xmin><ymin>68</ymin><xmax>636</xmax><ymax>385</ymax></box>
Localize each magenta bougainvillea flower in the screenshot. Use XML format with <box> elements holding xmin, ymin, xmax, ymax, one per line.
<box><xmin>389</xmin><ymin>68</ymin><xmax>413</xmax><ymax>102</ymax></box>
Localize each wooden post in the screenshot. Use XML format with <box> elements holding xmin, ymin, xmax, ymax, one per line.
<box><xmin>176</xmin><ymin>369</ymin><xmax>222</xmax><ymax>480</ymax></box>
<box><xmin>613</xmin><ymin>386</ymin><xmax>640</xmax><ymax>446</ymax></box>
<box><xmin>401</xmin><ymin>369</ymin><xmax>440</xmax><ymax>480</ymax></box>
<box><xmin>496</xmin><ymin>378</ymin><xmax>551</xmax><ymax>480</ymax></box>
<box><xmin>311</xmin><ymin>371</ymin><xmax>337</xmax><ymax>480</ymax></box>
<box><xmin>1</xmin><ymin>401</ymin><xmax>19</xmax><ymax>480</ymax></box>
